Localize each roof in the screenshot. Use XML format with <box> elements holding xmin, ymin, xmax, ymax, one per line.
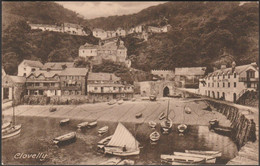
<box><xmin>175</xmin><ymin>67</ymin><xmax>206</xmax><ymax>76</ymax></box>
<box><xmin>98</xmin><ymin>42</ymin><xmax>118</xmax><ymax>50</ymax></box>
<box><xmin>21</xmin><ymin>60</ymin><xmax>43</xmax><ymax>68</ymax></box>
<box><xmin>88</xmin><ymin>83</ymin><xmax>124</xmax><ymax>87</ymax></box>
<box><xmin>59</xmin><ymin>68</ymin><xmax>88</xmax><ymax>76</ymax></box>
<box><xmin>88</xmin><ymin>72</ymin><xmax>121</xmax><ymax>81</ymax></box>
<box><xmin>208</xmin><ymin>63</ymin><xmax>258</xmax><ymax>76</ymax></box>
<box><xmin>9</xmin><ymin>75</ymin><xmax>26</xmax><ymax>83</ymax></box>
<box><xmin>2</xmin><ymin>68</ymin><xmax>6</xmax><ymax>76</ymax></box>
<box><xmin>79</xmin><ymin>43</ymin><xmax>98</xmax><ymax>49</ymax></box>
<box><xmin>63</xmin><ymin>23</ymin><xmax>82</xmax><ymax>29</ymax></box>
<box><xmin>27</xmin><ymin>70</ymin><xmax>62</xmax><ymax>78</ymax></box>
<box><xmin>93</xmin><ymin>28</ymin><xmax>105</xmax><ymax>32</ymax></box>
<box><xmin>42</xmin><ymin>62</ymin><xmax>74</xmax><ymax>70</ymax></box>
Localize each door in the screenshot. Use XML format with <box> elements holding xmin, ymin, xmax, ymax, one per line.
<box><xmin>3</xmin><ymin>88</ymin><xmax>9</xmax><ymax>99</ymax></box>
<box><xmin>233</xmin><ymin>93</ymin><xmax>236</xmax><ymax>103</ymax></box>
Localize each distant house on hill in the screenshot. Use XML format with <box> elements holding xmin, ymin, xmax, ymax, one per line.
<box><xmin>116</xmin><ymin>27</ymin><xmax>126</xmax><ymax>37</ymax></box>
<box><xmin>92</xmin><ymin>28</ymin><xmax>107</xmax><ymax>39</ymax></box>
<box><xmin>148</xmin><ymin>24</ymin><xmax>172</xmax><ymax>33</ymax></box>
<box><xmin>18</xmin><ymin>60</ymin><xmax>43</xmax><ymax>77</ymax></box>
<box><xmin>175</xmin><ymin>67</ymin><xmax>206</xmax><ymax>88</ymax></box>
<box><xmin>63</xmin><ymin>23</ymin><xmax>86</xmax><ymax>35</ymax></box>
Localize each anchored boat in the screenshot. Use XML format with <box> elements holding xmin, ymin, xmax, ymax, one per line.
<box><xmin>98</xmin><ymin>126</ymin><xmax>109</xmax><ymax>134</ymax></box>
<box><xmin>108</xmin><ymin>100</ymin><xmax>117</xmax><ymax>105</ymax></box>
<box><xmin>2</xmin><ymin>122</ymin><xmax>11</xmax><ymax>130</ymax></box>
<box><xmin>150</xmin><ymin>131</ymin><xmax>160</xmax><ymax>144</ymax></box>
<box><xmin>53</xmin><ymin>132</ymin><xmax>76</xmax><ymax>145</ymax></box>
<box><xmin>149</xmin><ymin>121</ymin><xmax>156</xmax><ymax>128</ymax></box>
<box><xmin>174</xmin><ymin>152</ymin><xmax>217</xmax><ymax>164</ymax></box>
<box><xmin>87</xmin><ymin>121</ymin><xmax>97</xmax><ymax>128</ymax></box>
<box><xmin>159</xmin><ymin>112</ymin><xmax>166</xmax><ymax>120</ymax></box>
<box><xmin>117</xmin><ymin>159</ymin><xmax>135</xmax><ymax>165</ymax></box>
<box><xmin>149</xmin><ymin>95</ymin><xmax>157</xmax><ymax>101</ymax></box>
<box><xmin>60</xmin><ymin>118</ymin><xmax>70</xmax><ymax>126</ymax></box>
<box><xmin>104</xmin><ymin>123</ymin><xmax>140</xmax><ymax>156</ymax></box>
<box><xmin>160</xmin><ymin>100</ymin><xmax>173</xmax><ymax>134</ymax></box>
<box><xmin>49</xmin><ymin>107</ymin><xmax>57</xmax><ymax>112</ymax></box>
<box><xmin>118</xmin><ymin>100</ymin><xmax>124</xmax><ymax>105</ymax></box>
<box><xmin>97</xmin><ymin>135</ymin><xmax>113</xmax><ymax>152</ymax></box>
<box><xmin>99</xmin><ymin>157</ymin><xmax>122</xmax><ymax>165</ymax></box>
<box><xmin>161</xmin><ymin>154</ymin><xmax>206</xmax><ymax>164</ymax></box>
<box><xmin>77</xmin><ymin>122</ymin><xmax>89</xmax><ymax>129</ymax></box>
<box><xmin>185</xmin><ymin>150</ymin><xmax>222</xmax><ymax>158</ymax></box>
<box><xmin>135</xmin><ymin>113</ymin><xmax>142</xmax><ymax>118</ymax></box>
<box><xmin>177</xmin><ymin>124</ymin><xmax>188</xmax><ymax>133</ymax></box>
<box><xmin>184</xmin><ymin>106</ymin><xmax>191</xmax><ymax>114</ymax></box>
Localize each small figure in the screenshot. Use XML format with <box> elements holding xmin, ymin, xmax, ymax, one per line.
<box><xmin>123</xmin><ymin>145</ymin><xmax>127</xmax><ymax>152</ymax></box>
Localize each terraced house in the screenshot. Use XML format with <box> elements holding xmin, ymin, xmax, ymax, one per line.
<box><xmin>87</xmin><ymin>72</ymin><xmax>134</xmax><ymax>102</ymax></box>
<box><xmin>199</xmin><ymin>62</ymin><xmax>259</xmax><ymax>103</ymax></box>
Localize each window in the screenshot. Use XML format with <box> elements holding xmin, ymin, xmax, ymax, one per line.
<box><xmin>51</xmin><ymin>83</ymin><xmax>55</xmax><ymax>87</ymax></box>
<box><xmin>228</xmin><ymin>82</ymin><xmax>230</xmax><ymax>87</ymax></box>
<box><xmin>208</xmin><ymin>83</ymin><xmax>210</xmax><ymax>87</ymax></box>
<box><xmin>223</xmin><ymin>82</ymin><xmax>225</xmax><ymax>87</ymax></box>
<box><xmin>228</xmin><ymin>74</ymin><xmax>230</xmax><ymax>79</ymax></box>
<box><xmin>113</xmin><ymin>87</ymin><xmax>116</xmax><ymax>90</ymax></box>
<box><xmin>217</xmin><ymin>75</ymin><xmax>219</xmax><ymax>79</ymax></box>
<box><xmin>234</xmin><ymin>73</ymin><xmax>236</xmax><ymax>78</ymax></box>
<box><xmin>218</xmin><ymin>83</ymin><xmax>219</xmax><ymax>87</ymax></box>
<box><xmin>23</xmin><ymin>73</ymin><xmax>26</xmax><ymax>77</ymax></box>
<box><xmin>223</xmin><ymin>75</ymin><xmax>225</xmax><ymax>79</ymax></box>
<box><xmin>35</xmin><ymin>83</ymin><xmax>40</xmax><ymax>86</ymax></box>
<box><xmin>234</xmin><ymin>82</ymin><xmax>236</xmax><ymax>87</ymax></box>
<box><xmin>43</xmin><ymin>83</ymin><xmax>48</xmax><ymax>86</ymax></box>
<box><xmin>212</xmin><ymin>83</ymin><xmax>214</xmax><ymax>87</ymax></box>
<box><xmin>31</xmin><ymin>68</ymin><xmax>36</xmax><ymax>72</ymax></box>
<box><xmin>94</xmin><ymin>87</ymin><xmax>98</xmax><ymax>90</ymax></box>
<box><xmin>24</xmin><ymin>68</ymin><xmax>26</xmax><ymax>71</ymax></box>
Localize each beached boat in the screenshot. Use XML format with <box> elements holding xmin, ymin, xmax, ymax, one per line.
<box><xmin>77</xmin><ymin>122</ymin><xmax>89</xmax><ymax>129</ymax></box>
<box><xmin>87</xmin><ymin>121</ymin><xmax>97</xmax><ymax>128</ymax></box>
<box><xmin>60</xmin><ymin>118</ymin><xmax>70</xmax><ymax>126</ymax></box>
<box><xmin>131</xmin><ymin>98</ymin><xmax>136</xmax><ymax>102</ymax></box>
<box><xmin>185</xmin><ymin>150</ymin><xmax>222</xmax><ymax>158</ymax></box>
<box><xmin>184</xmin><ymin>106</ymin><xmax>191</xmax><ymax>114</ymax></box>
<box><xmin>104</xmin><ymin>123</ymin><xmax>140</xmax><ymax>156</ymax></box>
<box><xmin>118</xmin><ymin>100</ymin><xmax>124</xmax><ymax>105</ymax></box>
<box><xmin>161</xmin><ymin>154</ymin><xmax>206</xmax><ymax>164</ymax></box>
<box><xmin>49</xmin><ymin>107</ymin><xmax>57</xmax><ymax>112</ymax></box>
<box><xmin>108</xmin><ymin>100</ymin><xmax>117</xmax><ymax>105</ymax></box>
<box><xmin>97</xmin><ymin>135</ymin><xmax>113</xmax><ymax>152</ymax></box>
<box><xmin>159</xmin><ymin>112</ymin><xmax>166</xmax><ymax>120</ymax></box>
<box><xmin>209</xmin><ymin>119</ymin><xmax>219</xmax><ymax>126</ymax></box>
<box><xmin>178</xmin><ymin>124</ymin><xmax>188</xmax><ymax>133</ymax></box>
<box><xmin>2</xmin><ymin>122</ymin><xmax>11</xmax><ymax>130</ymax></box>
<box><xmin>98</xmin><ymin>126</ymin><xmax>108</xmax><ymax>134</ymax></box>
<box><xmin>99</xmin><ymin>157</ymin><xmax>122</xmax><ymax>165</ymax></box>
<box><xmin>213</xmin><ymin>126</ymin><xmax>232</xmax><ymax>136</ymax></box>
<box><xmin>149</xmin><ymin>95</ymin><xmax>157</xmax><ymax>101</ymax></box>
<box><xmin>171</xmin><ymin>161</ymin><xmax>190</xmax><ymax>165</ymax></box>
<box><xmin>2</xmin><ymin>124</ymin><xmax>22</xmax><ymax>139</ymax></box>
<box><xmin>149</xmin><ymin>121</ymin><xmax>156</xmax><ymax>128</ymax></box>
<box><xmin>135</xmin><ymin>113</ymin><xmax>142</xmax><ymax>118</ymax></box>
<box><xmin>117</xmin><ymin>159</ymin><xmax>135</xmax><ymax>165</ymax></box>
<box><xmin>53</xmin><ymin>132</ymin><xmax>76</xmax><ymax>145</ymax></box>
<box><xmin>150</xmin><ymin>131</ymin><xmax>160</xmax><ymax>143</ymax></box>
<box><xmin>160</xmin><ymin>100</ymin><xmax>173</xmax><ymax>134</ymax></box>
<box><xmin>174</xmin><ymin>152</ymin><xmax>216</xmax><ymax>164</ymax></box>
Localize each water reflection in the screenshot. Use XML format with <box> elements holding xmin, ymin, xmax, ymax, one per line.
<box><xmin>2</xmin><ymin>116</ymin><xmax>238</xmax><ymax>165</ymax></box>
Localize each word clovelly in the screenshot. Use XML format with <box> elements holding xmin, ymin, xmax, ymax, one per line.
<box><xmin>14</xmin><ymin>153</ymin><xmax>48</xmax><ymax>161</ymax></box>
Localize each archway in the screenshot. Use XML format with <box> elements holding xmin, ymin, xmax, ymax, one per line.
<box><xmin>163</xmin><ymin>86</ymin><xmax>170</xmax><ymax>97</ymax></box>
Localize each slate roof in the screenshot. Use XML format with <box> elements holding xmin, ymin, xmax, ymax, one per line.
<box><xmin>21</xmin><ymin>60</ymin><xmax>43</xmax><ymax>68</ymax></box>
<box><xmin>175</xmin><ymin>67</ymin><xmax>206</xmax><ymax>76</ymax></box>
<box><xmin>59</xmin><ymin>68</ymin><xmax>88</xmax><ymax>76</ymax></box>
<box><xmin>27</xmin><ymin>70</ymin><xmax>62</xmax><ymax>78</ymax></box>
<box><xmin>88</xmin><ymin>72</ymin><xmax>121</xmax><ymax>81</ymax></box>
<box><xmin>42</xmin><ymin>62</ymin><xmax>74</xmax><ymax>70</ymax></box>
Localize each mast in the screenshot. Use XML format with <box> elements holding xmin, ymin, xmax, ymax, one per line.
<box><xmin>167</xmin><ymin>99</ymin><xmax>170</xmax><ymax>120</ymax></box>
<box><xmin>12</xmin><ymin>86</ymin><xmax>15</xmax><ymax>125</ymax></box>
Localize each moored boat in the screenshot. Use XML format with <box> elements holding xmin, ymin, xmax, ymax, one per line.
<box><xmin>161</xmin><ymin>154</ymin><xmax>206</xmax><ymax>164</ymax></box>
<box><xmin>159</xmin><ymin>112</ymin><xmax>166</xmax><ymax>120</ymax></box>
<box><xmin>60</xmin><ymin>118</ymin><xmax>70</xmax><ymax>126</ymax></box>
<box><xmin>87</xmin><ymin>121</ymin><xmax>97</xmax><ymax>128</ymax></box>
<box><xmin>185</xmin><ymin>150</ymin><xmax>222</xmax><ymax>158</ymax></box>
<box><xmin>2</xmin><ymin>122</ymin><xmax>11</xmax><ymax>130</ymax></box>
<box><xmin>104</xmin><ymin>123</ymin><xmax>140</xmax><ymax>156</ymax></box>
<box><xmin>150</xmin><ymin>131</ymin><xmax>160</xmax><ymax>143</ymax></box>
<box><xmin>174</xmin><ymin>152</ymin><xmax>216</xmax><ymax>164</ymax></box>
<box><xmin>131</xmin><ymin>98</ymin><xmax>136</xmax><ymax>102</ymax></box>
<box><xmin>2</xmin><ymin>124</ymin><xmax>22</xmax><ymax>139</ymax></box>
<box><xmin>184</xmin><ymin>106</ymin><xmax>191</xmax><ymax>114</ymax></box>
<box><xmin>117</xmin><ymin>159</ymin><xmax>135</xmax><ymax>165</ymax></box>
<box><xmin>97</xmin><ymin>135</ymin><xmax>113</xmax><ymax>152</ymax></box>
<box><xmin>98</xmin><ymin>126</ymin><xmax>108</xmax><ymax>134</ymax></box>
<box><xmin>53</xmin><ymin>132</ymin><xmax>76</xmax><ymax>145</ymax></box>
<box><xmin>160</xmin><ymin>100</ymin><xmax>173</xmax><ymax>134</ymax></box>
<box><xmin>177</xmin><ymin>124</ymin><xmax>188</xmax><ymax>133</ymax></box>
<box><xmin>49</xmin><ymin>107</ymin><xmax>57</xmax><ymax>112</ymax></box>
<box><xmin>118</xmin><ymin>100</ymin><xmax>124</xmax><ymax>105</ymax></box>
<box><xmin>99</xmin><ymin>157</ymin><xmax>122</xmax><ymax>165</ymax></box>
<box><xmin>149</xmin><ymin>95</ymin><xmax>157</xmax><ymax>101</ymax></box>
<box><xmin>209</xmin><ymin>119</ymin><xmax>219</xmax><ymax>125</ymax></box>
<box><xmin>135</xmin><ymin>113</ymin><xmax>142</xmax><ymax>118</ymax></box>
<box><xmin>108</xmin><ymin>100</ymin><xmax>117</xmax><ymax>105</ymax></box>
<box><xmin>149</xmin><ymin>121</ymin><xmax>156</xmax><ymax>128</ymax></box>
<box><xmin>77</xmin><ymin>122</ymin><xmax>89</xmax><ymax>129</ymax></box>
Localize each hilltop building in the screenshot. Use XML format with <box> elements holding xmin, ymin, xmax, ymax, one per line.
<box><xmin>148</xmin><ymin>24</ymin><xmax>172</xmax><ymax>33</ymax></box>
<box><xmin>92</xmin><ymin>28</ymin><xmax>107</xmax><ymax>39</ymax></box>
<box><xmin>199</xmin><ymin>62</ymin><xmax>259</xmax><ymax>103</ymax></box>
<box><xmin>18</xmin><ymin>60</ymin><xmax>43</xmax><ymax>77</ymax></box>
<box><xmin>87</xmin><ymin>72</ymin><xmax>134</xmax><ymax>102</ymax></box>
<box><xmin>175</xmin><ymin>67</ymin><xmax>206</xmax><ymax>88</ymax></box>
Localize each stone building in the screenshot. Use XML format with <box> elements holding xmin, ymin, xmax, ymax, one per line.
<box><xmin>63</xmin><ymin>23</ymin><xmax>86</xmax><ymax>36</ymax></box>
<box><xmin>2</xmin><ymin>75</ymin><xmax>26</xmax><ymax>104</ymax></box>
<box><xmin>199</xmin><ymin>62</ymin><xmax>259</xmax><ymax>103</ymax></box>
<box><xmin>25</xmin><ymin>70</ymin><xmax>61</xmax><ymax>97</ymax></box>
<box><xmin>59</xmin><ymin>68</ymin><xmax>88</xmax><ymax>95</ymax></box>
<box><xmin>18</xmin><ymin>60</ymin><xmax>43</xmax><ymax>77</ymax></box>
<box><xmin>42</xmin><ymin>62</ymin><xmax>74</xmax><ymax>71</ymax></box>
<box><xmin>92</xmin><ymin>28</ymin><xmax>107</xmax><ymax>39</ymax></box>
<box><xmin>175</xmin><ymin>67</ymin><xmax>206</xmax><ymax>88</ymax></box>
<box><xmin>151</xmin><ymin>70</ymin><xmax>175</xmax><ymax>81</ymax></box>
<box><xmin>87</xmin><ymin>72</ymin><xmax>134</xmax><ymax>102</ymax></box>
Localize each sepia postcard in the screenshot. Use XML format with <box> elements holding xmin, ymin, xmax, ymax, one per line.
<box><xmin>1</xmin><ymin>1</ymin><xmax>259</xmax><ymax>165</ymax></box>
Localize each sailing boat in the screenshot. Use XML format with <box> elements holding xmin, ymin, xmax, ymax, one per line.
<box><xmin>104</xmin><ymin>123</ymin><xmax>140</xmax><ymax>156</ymax></box>
<box><xmin>2</xmin><ymin>87</ymin><xmax>22</xmax><ymax>139</ymax></box>
<box><xmin>177</xmin><ymin>106</ymin><xmax>187</xmax><ymax>134</ymax></box>
<box><xmin>160</xmin><ymin>100</ymin><xmax>173</xmax><ymax>134</ymax></box>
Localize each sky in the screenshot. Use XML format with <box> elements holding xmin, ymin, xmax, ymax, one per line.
<box><xmin>56</xmin><ymin>1</ymin><xmax>167</xmax><ymax>19</ymax></box>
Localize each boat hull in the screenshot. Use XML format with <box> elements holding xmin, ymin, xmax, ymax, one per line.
<box><xmin>161</xmin><ymin>154</ymin><xmax>206</xmax><ymax>164</ymax></box>
<box><xmin>185</xmin><ymin>150</ymin><xmax>222</xmax><ymax>158</ymax></box>
<box><xmin>2</xmin><ymin>122</ymin><xmax>11</xmax><ymax>130</ymax></box>
<box><xmin>160</xmin><ymin>119</ymin><xmax>173</xmax><ymax>134</ymax></box>
<box><xmin>53</xmin><ymin>132</ymin><xmax>76</xmax><ymax>146</ymax></box>
<box><xmin>174</xmin><ymin>152</ymin><xmax>216</xmax><ymax>164</ymax></box>
<box><xmin>2</xmin><ymin>125</ymin><xmax>22</xmax><ymax>139</ymax></box>
<box><xmin>98</xmin><ymin>126</ymin><xmax>108</xmax><ymax>134</ymax></box>
<box><xmin>105</xmin><ymin>147</ymin><xmax>140</xmax><ymax>156</ymax></box>
<box><xmin>87</xmin><ymin>122</ymin><xmax>97</xmax><ymax>128</ymax></box>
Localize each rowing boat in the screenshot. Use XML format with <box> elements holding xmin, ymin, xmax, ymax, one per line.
<box><xmin>98</xmin><ymin>126</ymin><xmax>108</xmax><ymax>134</ymax></box>
<box><xmin>177</xmin><ymin>124</ymin><xmax>187</xmax><ymax>133</ymax></box>
<box><xmin>185</xmin><ymin>150</ymin><xmax>222</xmax><ymax>158</ymax></box>
<box><xmin>174</xmin><ymin>152</ymin><xmax>216</xmax><ymax>163</ymax></box>
<box><xmin>118</xmin><ymin>100</ymin><xmax>124</xmax><ymax>105</ymax></box>
<box><xmin>117</xmin><ymin>159</ymin><xmax>135</xmax><ymax>165</ymax></box>
<box><xmin>150</xmin><ymin>131</ymin><xmax>160</xmax><ymax>143</ymax></box>
<box><xmin>2</xmin><ymin>124</ymin><xmax>22</xmax><ymax>139</ymax></box>
<box><xmin>135</xmin><ymin>113</ymin><xmax>142</xmax><ymax>118</ymax></box>
<box><xmin>87</xmin><ymin>121</ymin><xmax>97</xmax><ymax>128</ymax></box>
<box><xmin>149</xmin><ymin>121</ymin><xmax>156</xmax><ymax>128</ymax></box>
<box><xmin>161</xmin><ymin>154</ymin><xmax>206</xmax><ymax>164</ymax></box>
<box><xmin>99</xmin><ymin>157</ymin><xmax>122</xmax><ymax>165</ymax></box>
<box><xmin>60</xmin><ymin>118</ymin><xmax>70</xmax><ymax>126</ymax></box>
<box><xmin>159</xmin><ymin>112</ymin><xmax>166</xmax><ymax>120</ymax></box>
<box><xmin>53</xmin><ymin>132</ymin><xmax>76</xmax><ymax>145</ymax></box>
<box><xmin>77</xmin><ymin>122</ymin><xmax>89</xmax><ymax>129</ymax></box>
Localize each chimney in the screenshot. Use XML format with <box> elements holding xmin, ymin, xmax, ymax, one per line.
<box><xmin>232</xmin><ymin>61</ymin><xmax>236</xmax><ymax>73</ymax></box>
<box><xmin>251</xmin><ymin>62</ymin><xmax>257</xmax><ymax>68</ymax></box>
<box><xmin>221</xmin><ymin>65</ymin><xmax>226</xmax><ymax>69</ymax></box>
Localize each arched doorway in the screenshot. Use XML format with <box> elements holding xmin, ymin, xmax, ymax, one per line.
<box><xmin>163</xmin><ymin>86</ymin><xmax>170</xmax><ymax>97</ymax></box>
<box><xmin>233</xmin><ymin>93</ymin><xmax>236</xmax><ymax>103</ymax></box>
